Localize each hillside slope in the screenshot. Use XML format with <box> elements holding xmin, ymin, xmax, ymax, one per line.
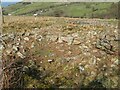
<box><xmin>2</xmin><ymin>2</ymin><xmax>118</xmax><ymax>18</ymax></box>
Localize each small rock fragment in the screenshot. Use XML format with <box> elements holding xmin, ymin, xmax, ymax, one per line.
<box><xmin>17</xmin><ymin>52</ymin><xmax>25</xmax><ymax>59</ymax></box>
<box><xmin>73</xmin><ymin>39</ymin><xmax>81</xmax><ymax>45</ymax></box>
<box><xmin>48</xmin><ymin>59</ymin><xmax>54</xmax><ymax>63</ymax></box>
<box><xmin>24</xmin><ymin>37</ymin><xmax>29</xmax><ymax>41</ymax></box>
<box><xmin>79</xmin><ymin>65</ymin><xmax>85</xmax><ymax>73</ymax></box>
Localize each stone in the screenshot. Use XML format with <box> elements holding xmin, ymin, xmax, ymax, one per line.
<box><xmin>65</xmin><ymin>57</ymin><xmax>72</xmax><ymax>62</ymax></box>
<box><xmin>114</xmin><ymin>59</ymin><xmax>119</xmax><ymax>65</ymax></box>
<box><xmin>36</xmin><ymin>35</ymin><xmax>43</xmax><ymax>42</ymax></box>
<box><xmin>13</xmin><ymin>45</ymin><xmax>18</xmax><ymax>52</ymax></box>
<box><xmin>72</xmin><ymin>33</ymin><xmax>79</xmax><ymax>38</ymax></box>
<box><xmin>28</xmin><ymin>60</ymin><xmax>37</xmax><ymax>68</ymax></box>
<box><xmin>68</xmin><ymin>51</ymin><xmax>72</xmax><ymax>55</ymax></box>
<box><xmin>48</xmin><ymin>59</ymin><xmax>54</xmax><ymax>63</ymax></box>
<box><xmin>73</xmin><ymin>38</ymin><xmax>81</xmax><ymax>45</ymax></box>
<box><xmin>31</xmin><ymin>42</ymin><xmax>35</xmax><ymax>48</ymax></box>
<box><xmin>79</xmin><ymin>65</ymin><xmax>85</xmax><ymax>73</ymax></box>
<box><xmin>22</xmin><ymin>66</ymin><xmax>29</xmax><ymax>72</ymax></box>
<box><xmin>58</xmin><ymin>36</ymin><xmax>64</xmax><ymax>43</ymax></box>
<box><xmin>96</xmin><ymin>36</ymin><xmax>114</xmax><ymax>54</ymax></box>
<box><xmin>17</xmin><ymin>52</ymin><xmax>25</xmax><ymax>59</ymax></box>
<box><xmin>50</xmin><ymin>35</ymin><xmax>58</xmax><ymax>42</ymax></box>
<box><xmin>92</xmin><ymin>56</ymin><xmax>97</xmax><ymax>65</ymax></box>
<box><xmin>24</xmin><ymin>37</ymin><xmax>29</xmax><ymax>41</ymax></box>
<box><xmin>6</xmin><ymin>49</ymin><xmax>12</xmax><ymax>54</ymax></box>
<box><xmin>63</xmin><ymin>35</ymin><xmax>74</xmax><ymax>45</ymax></box>
<box><xmin>48</xmin><ymin>53</ymin><xmax>55</xmax><ymax>57</ymax></box>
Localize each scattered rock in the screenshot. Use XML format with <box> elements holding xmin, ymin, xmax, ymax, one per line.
<box><xmin>24</xmin><ymin>37</ymin><xmax>29</xmax><ymax>41</ymax></box>
<box><xmin>71</xmin><ymin>33</ymin><xmax>79</xmax><ymax>38</ymax></box>
<box><xmin>73</xmin><ymin>38</ymin><xmax>81</xmax><ymax>45</ymax></box>
<box><xmin>50</xmin><ymin>35</ymin><xmax>58</xmax><ymax>42</ymax></box>
<box><xmin>12</xmin><ymin>45</ymin><xmax>19</xmax><ymax>52</ymax></box>
<box><xmin>58</xmin><ymin>36</ymin><xmax>64</xmax><ymax>43</ymax></box>
<box><xmin>79</xmin><ymin>65</ymin><xmax>85</xmax><ymax>73</ymax></box>
<box><xmin>36</xmin><ymin>35</ymin><xmax>43</xmax><ymax>42</ymax></box>
<box><xmin>6</xmin><ymin>49</ymin><xmax>12</xmax><ymax>54</ymax></box>
<box><xmin>48</xmin><ymin>59</ymin><xmax>54</xmax><ymax>63</ymax></box>
<box><xmin>17</xmin><ymin>52</ymin><xmax>25</xmax><ymax>59</ymax></box>
<box><xmin>63</xmin><ymin>35</ymin><xmax>74</xmax><ymax>45</ymax></box>
<box><xmin>31</xmin><ymin>42</ymin><xmax>35</xmax><ymax>48</ymax></box>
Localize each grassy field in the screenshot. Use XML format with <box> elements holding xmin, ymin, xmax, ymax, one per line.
<box><xmin>2</xmin><ymin>2</ymin><xmax>118</xmax><ymax>18</ymax></box>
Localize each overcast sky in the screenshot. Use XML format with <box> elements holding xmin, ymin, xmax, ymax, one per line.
<box><xmin>1</xmin><ymin>0</ymin><xmax>22</xmax><ymax>2</ymax></box>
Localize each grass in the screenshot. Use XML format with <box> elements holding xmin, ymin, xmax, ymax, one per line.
<box><xmin>2</xmin><ymin>2</ymin><xmax>118</xmax><ymax>19</ymax></box>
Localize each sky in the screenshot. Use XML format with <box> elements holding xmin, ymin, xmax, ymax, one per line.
<box><xmin>1</xmin><ymin>0</ymin><xmax>23</xmax><ymax>2</ymax></box>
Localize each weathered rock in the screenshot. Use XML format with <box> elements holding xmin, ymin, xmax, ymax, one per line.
<box><xmin>24</xmin><ymin>37</ymin><xmax>29</xmax><ymax>41</ymax></box>
<box><xmin>46</xmin><ymin>35</ymin><xmax>58</xmax><ymax>42</ymax></box>
<box><xmin>79</xmin><ymin>65</ymin><xmax>85</xmax><ymax>73</ymax></box>
<box><xmin>50</xmin><ymin>35</ymin><xmax>58</xmax><ymax>42</ymax></box>
<box><xmin>73</xmin><ymin>38</ymin><xmax>81</xmax><ymax>45</ymax></box>
<box><xmin>96</xmin><ymin>37</ymin><xmax>114</xmax><ymax>54</ymax></box>
<box><xmin>48</xmin><ymin>59</ymin><xmax>54</xmax><ymax>63</ymax></box>
<box><xmin>31</xmin><ymin>42</ymin><xmax>35</xmax><ymax>48</ymax></box>
<box><xmin>71</xmin><ymin>33</ymin><xmax>79</xmax><ymax>38</ymax></box>
<box><xmin>36</xmin><ymin>35</ymin><xmax>43</xmax><ymax>42</ymax></box>
<box><xmin>17</xmin><ymin>52</ymin><xmax>25</xmax><ymax>58</ymax></box>
<box><xmin>63</xmin><ymin>35</ymin><xmax>74</xmax><ymax>45</ymax></box>
<box><xmin>58</xmin><ymin>36</ymin><xmax>64</xmax><ymax>43</ymax></box>
<box><xmin>12</xmin><ymin>45</ymin><xmax>19</xmax><ymax>52</ymax></box>
<box><xmin>6</xmin><ymin>49</ymin><xmax>12</xmax><ymax>54</ymax></box>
